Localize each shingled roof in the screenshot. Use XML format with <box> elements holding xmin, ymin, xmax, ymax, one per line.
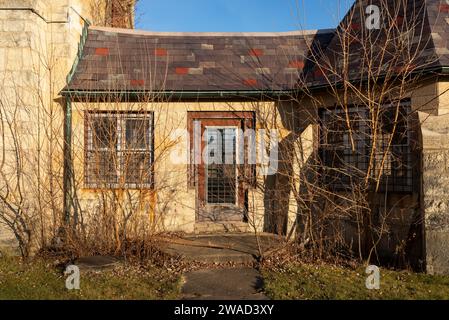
<box><xmin>64</xmin><ymin>0</ymin><xmax>449</xmax><ymax>96</ymax></box>
<box><xmin>305</xmin><ymin>0</ymin><xmax>449</xmax><ymax>86</ymax></box>
<box><xmin>64</xmin><ymin>27</ymin><xmax>334</xmax><ymax>93</ymax></box>
<box><xmin>427</xmin><ymin>0</ymin><xmax>449</xmax><ymax>66</ymax></box>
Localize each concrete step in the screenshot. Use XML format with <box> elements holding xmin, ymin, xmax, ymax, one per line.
<box><xmin>163</xmin><ymin>233</ymin><xmax>282</xmax><ymax>264</ymax></box>
<box><xmin>180</xmin><ymin>268</ymin><xmax>269</xmax><ymax>300</ymax></box>
<box><xmin>194</xmin><ymin>221</ymin><xmax>250</xmax><ymax>234</ymax></box>
<box><xmin>166</xmin><ymin>245</ymin><xmax>255</xmax><ymax>263</ymax></box>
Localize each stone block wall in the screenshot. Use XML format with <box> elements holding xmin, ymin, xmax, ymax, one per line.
<box><xmin>0</xmin><ymin>0</ymin><xmax>99</xmax><ymax>253</ymax></box>
<box><xmin>420</xmin><ymin>81</ymin><xmax>449</xmax><ymax>274</ymax></box>
<box><xmin>69</xmin><ymin>100</ymin><xmax>300</xmax><ymax>235</ymax></box>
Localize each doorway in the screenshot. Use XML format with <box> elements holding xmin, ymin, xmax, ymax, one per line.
<box><xmin>188</xmin><ymin>111</ymin><xmax>255</xmax><ymax>223</ymax></box>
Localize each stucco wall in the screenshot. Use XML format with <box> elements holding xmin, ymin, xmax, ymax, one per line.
<box><xmin>70</xmin><ymin>100</ymin><xmax>305</xmax><ymax>234</ymax></box>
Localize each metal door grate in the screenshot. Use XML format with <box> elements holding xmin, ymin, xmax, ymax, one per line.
<box><xmin>206</xmin><ymin>128</ymin><xmax>237</xmax><ymax>204</ymax></box>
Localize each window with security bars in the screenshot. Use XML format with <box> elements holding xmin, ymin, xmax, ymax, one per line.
<box><xmin>85</xmin><ymin>111</ymin><xmax>154</xmax><ymax>189</ymax></box>
<box><xmin>319</xmin><ymin>101</ymin><xmax>414</xmax><ymax>192</ymax></box>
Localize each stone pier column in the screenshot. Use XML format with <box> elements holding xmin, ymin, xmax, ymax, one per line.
<box><xmin>420</xmin><ymin>111</ymin><xmax>449</xmax><ymax>274</ymax></box>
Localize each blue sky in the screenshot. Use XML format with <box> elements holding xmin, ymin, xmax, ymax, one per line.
<box><xmin>135</xmin><ymin>0</ymin><xmax>355</xmax><ymax>32</ymax></box>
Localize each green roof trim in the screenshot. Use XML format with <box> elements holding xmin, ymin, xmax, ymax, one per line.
<box><xmin>66</xmin><ymin>21</ymin><xmax>90</xmax><ymax>84</ymax></box>
<box><xmin>61</xmin><ymin>65</ymin><xmax>449</xmax><ymax>101</ymax></box>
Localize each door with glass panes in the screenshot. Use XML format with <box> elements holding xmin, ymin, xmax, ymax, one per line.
<box><xmin>196</xmin><ymin>118</ymin><xmax>245</xmax><ymax>222</ymax></box>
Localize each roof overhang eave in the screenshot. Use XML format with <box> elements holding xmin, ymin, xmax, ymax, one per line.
<box><xmin>60</xmin><ymin>67</ymin><xmax>449</xmax><ymax>100</ymax></box>
<box><xmin>59</xmin><ymin>89</ymin><xmax>298</xmax><ymax>100</ymax></box>
<box><xmin>305</xmin><ymin>65</ymin><xmax>449</xmax><ymax>92</ymax></box>
<box><xmin>441</xmin><ymin>66</ymin><xmax>449</xmax><ymax>74</ymax></box>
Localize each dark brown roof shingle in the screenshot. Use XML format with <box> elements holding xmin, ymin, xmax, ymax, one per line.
<box><xmin>66</xmin><ymin>28</ymin><xmax>334</xmax><ymax>92</ymax></box>
<box><xmin>65</xmin><ymin>0</ymin><xmax>449</xmax><ymax>95</ymax></box>
<box><xmin>305</xmin><ymin>0</ymin><xmax>449</xmax><ymax>86</ymax></box>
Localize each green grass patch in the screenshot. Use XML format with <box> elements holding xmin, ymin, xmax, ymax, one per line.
<box><xmin>262</xmin><ymin>263</ymin><xmax>449</xmax><ymax>300</ymax></box>
<box><xmin>0</xmin><ymin>256</ymin><xmax>181</xmax><ymax>300</ymax></box>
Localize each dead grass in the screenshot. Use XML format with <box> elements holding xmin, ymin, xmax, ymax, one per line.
<box><xmin>0</xmin><ymin>255</ymin><xmax>181</xmax><ymax>300</ymax></box>
<box><xmin>262</xmin><ymin>263</ymin><xmax>449</xmax><ymax>300</ymax></box>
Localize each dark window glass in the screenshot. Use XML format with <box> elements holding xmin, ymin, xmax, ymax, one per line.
<box><xmin>206</xmin><ymin>128</ymin><xmax>237</xmax><ymax>204</ymax></box>
<box><xmin>86</xmin><ymin>112</ymin><xmax>153</xmax><ymax>188</ymax></box>
<box><xmin>125</xmin><ymin>119</ymin><xmax>150</xmax><ymax>149</ymax></box>
<box><xmin>320</xmin><ymin>102</ymin><xmax>413</xmax><ymax>192</ymax></box>
<box><xmin>92</xmin><ymin>117</ymin><xmax>117</xmax><ymax>150</ymax></box>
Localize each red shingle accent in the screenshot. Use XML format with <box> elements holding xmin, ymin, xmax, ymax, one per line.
<box><xmin>439</xmin><ymin>3</ymin><xmax>449</xmax><ymax>13</ymax></box>
<box><xmin>394</xmin><ymin>64</ymin><xmax>416</xmax><ymax>74</ymax></box>
<box><xmin>243</xmin><ymin>79</ymin><xmax>257</xmax><ymax>86</ymax></box>
<box><xmin>130</xmin><ymin>79</ymin><xmax>145</xmax><ymax>86</ymax></box>
<box><xmin>155</xmin><ymin>48</ymin><xmax>167</xmax><ymax>56</ymax></box>
<box><xmin>249</xmin><ymin>49</ymin><xmax>264</xmax><ymax>57</ymax></box>
<box><xmin>395</xmin><ymin>15</ymin><xmax>404</xmax><ymax>27</ymax></box>
<box><xmin>350</xmin><ymin>23</ymin><xmax>361</xmax><ymax>31</ymax></box>
<box><xmin>314</xmin><ymin>68</ymin><xmax>325</xmax><ymax>78</ymax></box>
<box><xmin>394</xmin><ymin>66</ymin><xmax>404</xmax><ymax>73</ymax></box>
<box><xmin>176</xmin><ymin>67</ymin><xmax>189</xmax><ymax>75</ymax></box>
<box><xmin>95</xmin><ymin>48</ymin><xmax>109</xmax><ymax>56</ymax></box>
<box><xmin>289</xmin><ymin>60</ymin><xmax>305</xmax><ymax>69</ymax></box>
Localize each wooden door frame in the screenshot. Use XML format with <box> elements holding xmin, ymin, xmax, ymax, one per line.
<box><xmin>187</xmin><ymin>111</ymin><xmax>255</xmax><ymax>222</ymax></box>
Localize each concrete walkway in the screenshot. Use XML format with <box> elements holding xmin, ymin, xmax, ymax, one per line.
<box><xmin>163</xmin><ymin>233</ymin><xmax>282</xmax><ymax>300</ymax></box>
<box><xmin>163</xmin><ymin>233</ymin><xmax>282</xmax><ymax>263</ymax></box>
<box><xmin>181</xmin><ymin>268</ymin><xmax>269</xmax><ymax>300</ymax></box>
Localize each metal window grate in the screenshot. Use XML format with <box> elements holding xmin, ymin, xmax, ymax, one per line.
<box><xmin>319</xmin><ymin>102</ymin><xmax>414</xmax><ymax>193</ymax></box>
<box><xmin>85</xmin><ymin>111</ymin><xmax>154</xmax><ymax>189</ymax></box>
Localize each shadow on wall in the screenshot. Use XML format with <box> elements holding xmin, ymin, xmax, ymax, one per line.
<box><xmin>262</xmin><ymin>98</ymin><xmax>313</xmax><ymax>235</ymax></box>
<box><xmin>263</xmin><ymin>132</ymin><xmax>296</xmax><ymax>235</ymax></box>
<box><xmin>262</xmin><ymin>97</ymin><xmax>424</xmax><ymax>271</ymax></box>
<box><xmin>262</xmin><ymin>29</ymin><xmax>329</xmax><ymax>236</ymax></box>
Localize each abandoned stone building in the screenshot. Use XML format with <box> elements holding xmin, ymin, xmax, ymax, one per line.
<box><xmin>1</xmin><ymin>0</ymin><xmax>449</xmax><ymax>275</ymax></box>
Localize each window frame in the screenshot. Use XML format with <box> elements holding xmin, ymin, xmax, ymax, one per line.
<box><xmin>319</xmin><ymin>100</ymin><xmax>414</xmax><ymax>193</ymax></box>
<box><xmin>84</xmin><ymin>111</ymin><xmax>154</xmax><ymax>190</ymax></box>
